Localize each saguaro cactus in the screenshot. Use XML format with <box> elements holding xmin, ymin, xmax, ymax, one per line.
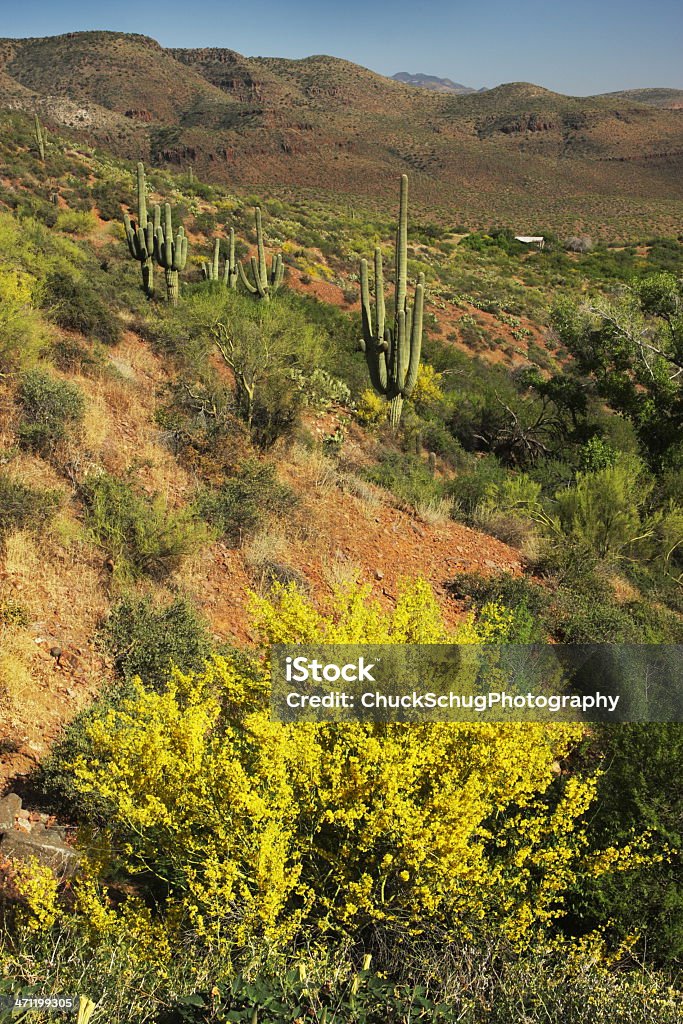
<box><xmin>154</xmin><ymin>202</ymin><xmax>188</xmax><ymax>306</ymax></box>
<box><xmin>238</xmin><ymin>208</ymin><xmax>283</xmax><ymax>301</ymax></box>
<box><xmin>203</xmin><ymin>230</ymin><xmax>238</xmax><ymax>288</ymax></box>
<box><xmin>123</xmin><ymin>162</ymin><xmax>158</xmax><ymax>297</ymax></box>
<box><xmin>359</xmin><ymin>174</ymin><xmax>425</xmax><ymax>430</ymax></box>
<box><xmin>33</xmin><ymin>114</ymin><xmax>46</xmax><ymax>162</ymax></box>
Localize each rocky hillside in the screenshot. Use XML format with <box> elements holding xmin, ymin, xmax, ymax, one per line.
<box><xmin>0</xmin><ymin>32</ymin><xmax>682</xmax><ymax>231</ymax></box>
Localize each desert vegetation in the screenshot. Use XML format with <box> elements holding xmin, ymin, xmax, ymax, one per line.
<box><xmin>0</xmin><ymin>103</ymin><xmax>681</xmax><ymax>1023</ymax></box>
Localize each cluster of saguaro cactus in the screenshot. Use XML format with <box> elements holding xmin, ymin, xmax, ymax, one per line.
<box><xmin>123</xmin><ymin>162</ymin><xmax>159</xmax><ymax>297</ymax></box>
<box><xmin>33</xmin><ymin>114</ymin><xmax>46</xmax><ymax>162</ymax></box>
<box><xmin>359</xmin><ymin>174</ymin><xmax>425</xmax><ymax>430</ymax></box>
<box><xmin>154</xmin><ymin>203</ymin><xmax>188</xmax><ymax>307</ymax></box>
<box><xmin>238</xmin><ymin>208</ymin><xmax>284</xmax><ymax>301</ymax></box>
<box><xmin>202</xmin><ymin>231</ymin><xmax>238</xmax><ymax>289</ymax></box>
<box><xmin>123</xmin><ymin>163</ymin><xmax>188</xmax><ymax>304</ymax></box>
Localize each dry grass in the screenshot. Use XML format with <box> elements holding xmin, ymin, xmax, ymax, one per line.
<box><xmin>287</xmin><ymin>443</ymin><xmax>339</xmax><ymax>495</ymax></box>
<box><xmin>0</xmin><ymin>633</ymin><xmax>36</xmax><ymax>710</ymax></box>
<box><xmin>338</xmin><ymin>472</ymin><xmax>383</xmax><ymax>517</ymax></box>
<box><xmin>415</xmin><ymin>496</ymin><xmax>455</xmax><ymax>526</ymax></box>
<box><xmin>242</xmin><ymin>529</ymin><xmax>308</xmax><ymax>593</ymax></box>
<box><xmin>2</xmin><ymin>527</ymin><xmax>107</xmax><ymax>635</ymax></box>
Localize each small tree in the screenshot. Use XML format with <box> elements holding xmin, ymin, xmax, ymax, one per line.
<box><xmin>209</xmin><ymin>294</ymin><xmax>321</xmax><ymax>443</ymax></box>
<box><xmin>551</xmin><ymin>273</ymin><xmax>683</xmax><ymax>466</ymax></box>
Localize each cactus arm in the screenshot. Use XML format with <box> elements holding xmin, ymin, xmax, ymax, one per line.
<box><xmin>395</xmin><ymin>309</ymin><xmax>407</xmax><ymax>393</ymax></box>
<box><xmin>228</xmin><ymin>228</ymin><xmax>237</xmax><ymax>287</ymax></box>
<box><xmin>163</xmin><ymin>204</ymin><xmax>174</xmax><ymax>269</ymax></box>
<box><xmin>396</xmin><ymin>173</ymin><xmax>408</xmax><ymax>318</ymax></box>
<box><xmin>374</xmin><ymin>247</ymin><xmax>385</xmax><ymax>343</ymax></box>
<box><xmin>211</xmin><ymin>237</ymin><xmax>220</xmax><ymax>280</ymax></box>
<box><xmin>255</xmin><ymin>208</ymin><xmax>267</xmax><ymax>285</ymax></box>
<box><xmin>34</xmin><ymin>114</ymin><xmax>45</xmax><ymax>161</ymax></box>
<box><xmin>173</xmin><ymin>227</ymin><xmax>186</xmax><ymax>271</ymax></box>
<box><xmin>136</xmin><ymin>162</ymin><xmax>147</xmax><ymax>231</ymax></box>
<box><xmin>404</xmin><ymin>276</ymin><xmax>425</xmax><ymax>396</ymax></box>
<box><xmin>360</xmin><ymin>258</ymin><xmax>374</xmax><ymax>347</ymax></box>
<box><xmin>123</xmin><ymin>213</ymin><xmax>137</xmax><ymax>257</ymax></box>
<box><xmin>271</xmin><ymin>252</ymin><xmax>284</xmax><ymax>291</ymax></box>
<box><xmin>250</xmin><ymin>255</ymin><xmax>269</xmax><ymax>299</ymax></box>
<box><xmin>238</xmin><ymin>260</ymin><xmax>257</xmax><ymax>294</ymax></box>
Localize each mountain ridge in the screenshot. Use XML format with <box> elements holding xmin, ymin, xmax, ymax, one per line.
<box><xmin>0</xmin><ymin>31</ymin><xmax>682</xmax><ymax>232</ymax></box>
<box><xmin>391</xmin><ymin>71</ymin><xmax>481</xmax><ymax>94</ymax></box>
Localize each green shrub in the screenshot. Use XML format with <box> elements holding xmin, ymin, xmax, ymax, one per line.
<box><xmin>363</xmin><ymin>451</ymin><xmax>443</xmax><ymax>509</ymax></box>
<box><xmin>0</xmin><ymin>475</ymin><xmax>60</xmax><ymax>541</ymax></box>
<box><xmin>448</xmin><ymin>570</ymin><xmax>549</xmax><ymax>618</ymax></box>
<box><xmin>446</xmin><ymin>456</ymin><xmax>508</xmax><ymax>518</ymax></box>
<box><xmin>0</xmin><ymin>263</ymin><xmax>47</xmax><ymax>371</ymax></box>
<box><xmin>98</xmin><ymin>595</ymin><xmax>211</xmax><ymax>687</ymax></box>
<box><xmin>568</xmin><ymin>724</ymin><xmax>683</xmax><ymax>966</ymax></box>
<box><xmin>419</xmin><ymin>420</ymin><xmax>467</xmax><ymax>466</ymax></box>
<box><xmin>198</xmin><ymin>460</ymin><xmax>296</xmax><ymax>546</ymax></box>
<box><xmin>17</xmin><ymin>369</ymin><xmax>85</xmax><ymax>454</ymax></box>
<box><xmin>82</xmin><ymin>472</ymin><xmax>206</xmax><ymax>580</ymax></box>
<box><xmin>553</xmin><ymin>459</ymin><xmax>647</xmax><ymax>560</ymax></box>
<box><xmin>54</xmin><ymin>209</ymin><xmax>96</xmax><ymax>234</ymax></box>
<box><xmin>41</xmin><ymin>268</ymin><xmax>122</xmax><ymax>345</ymax></box>
<box><xmin>288</xmin><ymin>367</ymin><xmax>352</xmax><ymax>409</ymax></box>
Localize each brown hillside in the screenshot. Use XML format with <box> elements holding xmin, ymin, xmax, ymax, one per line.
<box><xmin>0</xmin><ymin>33</ymin><xmax>682</xmax><ymax>230</ymax></box>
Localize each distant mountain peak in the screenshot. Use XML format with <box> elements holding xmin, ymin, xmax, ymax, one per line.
<box><xmin>392</xmin><ymin>72</ymin><xmax>481</xmax><ymax>95</ymax></box>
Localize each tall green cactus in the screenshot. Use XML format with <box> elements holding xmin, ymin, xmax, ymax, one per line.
<box><xmin>359</xmin><ymin>174</ymin><xmax>425</xmax><ymax>430</ymax></box>
<box><xmin>203</xmin><ymin>230</ymin><xmax>238</xmax><ymax>288</ymax></box>
<box><xmin>123</xmin><ymin>162</ymin><xmax>158</xmax><ymax>297</ymax></box>
<box><xmin>154</xmin><ymin>203</ymin><xmax>188</xmax><ymax>307</ymax></box>
<box><xmin>238</xmin><ymin>208</ymin><xmax>283</xmax><ymax>301</ymax></box>
<box><xmin>33</xmin><ymin>114</ymin><xmax>46</xmax><ymax>162</ymax></box>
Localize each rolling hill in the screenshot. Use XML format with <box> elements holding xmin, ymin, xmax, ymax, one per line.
<box><xmin>0</xmin><ymin>30</ymin><xmax>682</xmax><ymax>234</ymax></box>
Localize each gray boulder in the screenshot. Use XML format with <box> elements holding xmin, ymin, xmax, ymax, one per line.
<box><xmin>0</xmin><ymin>828</ymin><xmax>79</xmax><ymax>879</ymax></box>
<box><xmin>0</xmin><ymin>794</ymin><xmax>22</xmax><ymax>833</ymax></box>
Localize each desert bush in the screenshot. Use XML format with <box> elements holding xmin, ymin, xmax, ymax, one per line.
<box><xmin>355</xmin><ymin>388</ymin><xmax>387</xmax><ymax>426</ymax></box>
<box><xmin>410</xmin><ymin>363</ymin><xmax>445</xmax><ymax>413</ymax></box>
<box><xmin>51</xmin><ymin>336</ymin><xmax>109</xmax><ymax>376</ymax></box>
<box><xmin>54</xmin><ymin>209</ymin><xmax>96</xmax><ymax>235</ymax></box>
<box><xmin>448</xmin><ymin>570</ymin><xmax>548</xmax><ymax>619</ymax></box>
<box><xmin>568</xmin><ymin>723</ymin><xmax>683</xmax><ymax>965</ymax></box>
<box><xmin>446</xmin><ymin>456</ymin><xmax>508</xmax><ymax>518</ymax></box>
<box><xmin>417</xmin><ymin>419</ymin><xmax>467</xmax><ymax>465</ymax></box>
<box><xmin>288</xmin><ymin>367</ymin><xmax>352</xmax><ymax>409</ymax></box>
<box><xmin>91</xmin><ymin>180</ymin><xmax>128</xmax><ymax>221</ymax></box>
<box><xmin>41</xmin><ymin>267</ymin><xmax>122</xmax><ymax>345</ymax></box>
<box><xmin>0</xmin><ymin>264</ymin><xmax>46</xmax><ymax>371</ymax></box>
<box><xmin>155</xmin><ymin>379</ymin><xmax>250</xmax><ymax>484</ymax></box>
<box><xmin>17</xmin><ymin>368</ymin><xmax>85</xmax><ymax>454</ymax></box>
<box><xmin>197</xmin><ymin>460</ymin><xmax>296</xmax><ymax>546</ymax></box>
<box><xmin>0</xmin><ymin>475</ymin><xmax>61</xmax><ymax>542</ymax></box>
<box><xmin>81</xmin><ymin>472</ymin><xmax>206</xmax><ymax>581</ymax></box>
<box><xmin>98</xmin><ymin>595</ymin><xmax>212</xmax><ymax>687</ymax></box>
<box><xmin>363</xmin><ymin>451</ymin><xmax>443</xmax><ymax>509</ymax></box>
<box><xmin>550</xmin><ymin>457</ymin><xmax>667</xmax><ymax>562</ymax></box>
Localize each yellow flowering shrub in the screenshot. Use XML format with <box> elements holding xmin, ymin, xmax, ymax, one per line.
<box><xmin>409</xmin><ymin>363</ymin><xmax>445</xmax><ymax>410</ymax></box>
<box><xmin>354</xmin><ymin>388</ymin><xmax>387</xmax><ymax>426</ymax></box>
<box><xmin>60</xmin><ymin>580</ymin><xmax>641</xmax><ymax>953</ymax></box>
<box><xmin>10</xmin><ymin>856</ymin><xmax>59</xmax><ymax>932</ymax></box>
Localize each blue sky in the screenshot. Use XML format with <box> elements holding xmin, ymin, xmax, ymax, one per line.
<box><xmin>3</xmin><ymin>0</ymin><xmax>683</xmax><ymax>95</ymax></box>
